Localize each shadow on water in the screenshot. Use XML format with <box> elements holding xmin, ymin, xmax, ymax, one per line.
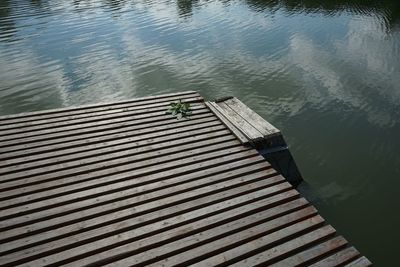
<box><xmin>0</xmin><ymin>0</ymin><xmax>16</xmax><ymax>38</ymax></box>
<box><xmin>177</xmin><ymin>0</ymin><xmax>400</xmax><ymax>30</ymax></box>
<box><xmin>177</xmin><ymin>0</ymin><xmax>200</xmax><ymax>18</ymax></box>
<box><xmin>29</xmin><ymin>0</ymin><xmax>45</xmax><ymax>7</ymax></box>
<box><xmin>1</xmin><ymin>0</ymin><xmax>399</xmax><ymax>30</ymax></box>
<box><xmin>245</xmin><ymin>0</ymin><xmax>400</xmax><ymax>29</ymax></box>
<box><xmin>103</xmin><ymin>0</ymin><xmax>127</xmax><ymax>11</ymax></box>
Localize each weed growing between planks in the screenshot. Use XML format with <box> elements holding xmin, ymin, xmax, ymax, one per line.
<box><xmin>166</xmin><ymin>100</ymin><xmax>192</xmax><ymax>119</ymax></box>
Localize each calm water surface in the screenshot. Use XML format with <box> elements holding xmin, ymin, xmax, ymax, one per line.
<box><xmin>1</xmin><ymin>0</ymin><xmax>400</xmax><ymax>264</ymax></box>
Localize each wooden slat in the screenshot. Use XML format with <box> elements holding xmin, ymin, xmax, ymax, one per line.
<box><xmin>269</xmin><ymin>236</ymin><xmax>348</xmax><ymax>266</ymax></box>
<box><xmin>0</xmin><ymin>125</ymin><xmax>231</xmax><ymax>185</ymax></box>
<box><xmin>308</xmin><ymin>247</ymin><xmax>361</xmax><ymax>267</ymax></box>
<box><xmin>49</xmin><ymin>187</ymin><xmax>299</xmax><ymax>267</ymax></box>
<box><xmin>0</xmin><ymin>98</ymin><xmax>203</xmax><ymax>139</ymax></box>
<box><xmin>0</xmin><ymin>141</ymin><xmax>247</xmax><ymax>204</ymax></box>
<box><xmin>0</xmin><ymin>136</ymin><xmax>238</xmax><ymax>208</ymax></box>
<box><xmin>205</xmin><ymin>102</ymin><xmax>249</xmax><ymax>145</ymax></box>
<box><xmin>2</xmin><ymin>181</ymin><xmax>293</xmax><ymax>266</ymax></box>
<box><xmin>0</xmin><ymin>156</ymin><xmax>270</xmax><ymax>243</ymax></box>
<box><xmin>196</xmin><ymin>216</ymin><xmax>330</xmax><ymax>266</ymax></box>
<box><xmin>135</xmin><ymin>203</ymin><xmax>316</xmax><ymax>267</ymax></box>
<box><xmin>0</xmin><ymin>99</ymin><xmax>204</xmax><ymax>143</ymax></box>
<box><xmin>0</xmin><ymin>124</ymin><xmax>230</xmax><ymax>176</ymax></box>
<box><xmin>0</xmin><ymin>159</ymin><xmax>274</xmax><ymax>249</ymax></box>
<box><xmin>0</xmin><ymin>91</ymin><xmax>200</xmax><ymax>123</ymax></box>
<box><xmin>229</xmin><ymin>224</ymin><xmax>337</xmax><ymax>266</ymax></box>
<box><xmin>1</xmin><ymin>176</ymin><xmax>286</xmax><ymax>264</ymax></box>
<box><xmin>224</xmin><ymin>97</ymin><xmax>280</xmax><ymax>137</ymax></box>
<box><xmin>0</xmin><ymin>142</ymin><xmax>255</xmax><ymax>208</ymax></box>
<box><xmin>344</xmin><ymin>256</ymin><xmax>372</xmax><ymax>267</ymax></box>
<box><xmin>123</xmin><ymin>201</ymin><xmax>314</xmax><ymax>267</ymax></box>
<box><xmin>0</xmin><ymin>145</ymin><xmax>253</xmax><ymax>223</ymax></box>
<box><xmin>0</xmin><ymin>149</ymin><xmax>264</xmax><ymax>226</ymax></box>
<box><xmin>210</xmin><ymin>101</ymin><xmax>264</xmax><ymax>142</ymax></box>
<box><xmin>206</xmin><ymin>97</ymin><xmax>283</xmax><ymax>146</ymax></box>
<box><xmin>0</xmin><ymin>106</ymin><xmax>209</xmax><ymax>150</ymax></box>
<box><xmin>0</xmin><ymin>94</ymin><xmax>202</xmax><ymax>131</ymax></box>
<box><xmin>0</xmin><ymin>91</ymin><xmax>370</xmax><ymax>266</ymax></box>
<box><xmin>0</xmin><ymin>117</ymin><xmax>223</xmax><ymax>167</ymax></box>
<box><xmin>0</xmin><ymin>122</ymin><xmax>224</xmax><ymax>177</ymax></box>
<box><xmin>0</xmin><ymin>104</ymin><xmax>209</xmax><ymax>149</ymax></box>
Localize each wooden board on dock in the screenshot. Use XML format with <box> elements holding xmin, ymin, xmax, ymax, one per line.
<box><xmin>0</xmin><ymin>91</ymin><xmax>371</xmax><ymax>266</ymax></box>
<box><xmin>207</xmin><ymin>97</ymin><xmax>280</xmax><ymax>146</ymax></box>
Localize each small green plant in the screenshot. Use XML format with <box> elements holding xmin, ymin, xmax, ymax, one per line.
<box><xmin>166</xmin><ymin>100</ymin><xmax>192</xmax><ymax>119</ymax></box>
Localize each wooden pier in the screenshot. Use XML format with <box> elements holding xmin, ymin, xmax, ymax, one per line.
<box><xmin>0</xmin><ymin>91</ymin><xmax>370</xmax><ymax>266</ymax></box>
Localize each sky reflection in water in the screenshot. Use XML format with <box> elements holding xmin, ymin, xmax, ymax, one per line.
<box><xmin>1</xmin><ymin>0</ymin><xmax>400</xmax><ymax>264</ymax></box>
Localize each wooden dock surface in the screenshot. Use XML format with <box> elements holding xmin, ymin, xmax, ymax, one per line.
<box><xmin>0</xmin><ymin>91</ymin><xmax>370</xmax><ymax>266</ymax></box>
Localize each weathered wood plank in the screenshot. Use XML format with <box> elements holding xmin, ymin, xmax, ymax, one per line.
<box><xmin>0</xmin><ymin>124</ymin><xmax>229</xmax><ymax>176</ymax></box>
<box><xmin>0</xmin><ymin>145</ymin><xmax>262</xmax><ymax>220</ymax></box>
<box><xmin>269</xmin><ymin>236</ymin><xmax>348</xmax><ymax>266</ymax></box>
<box><xmin>0</xmin><ymin>99</ymin><xmax>203</xmax><ymax>140</ymax></box>
<box><xmin>308</xmin><ymin>247</ymin><xmax>361</xmax><ymax>267</ymax></box>
<box><xmin>196</xmin><ymin>216</ymin><xmax>329</xmax><ymax>266</ymax></box>
<box><xmin>0</xmin><ymin>149</ymin><xmax>259</xmax><ymax>229</ymax></box>
<box><xmin>127</xmin><ymin>202</ymin><xmax>315</xmax><ymax>267</ymax></box>
<box><xmin>0</xmin><ymin>156</ymin><xmax>271</xmax><ymax>245</ymax></box>
<box><xmin>1</xmin><ymin>136</ymin><xmax>242</xmax><ymax>206</ymax></box>
<box><xmin>229</xmin><ymin>224</ymin><xmax>336</xmax><ymax>266</ymax></box>
<box><xmin>224</xmin><ymin>97</ymin><xmax>280</xmax><ymax>137</ymax></box>
<box><xmin>0</xmin><ymin>126</ymin><xmax>231</xmax><ymax>185</ymax></box>
<box><xmin>0</xmin><ymin>145</ymin><xmax>252</xmax><ymax>221</ymax></box>
<box><xmin>0</xmin><ymin>135</ymin><xmax>238</xmax><ymax>207</ymax></box>
<box><xmin>0</xmin><ymin>127</ymin><xmax>230</xmax><ymax>195</ymax></box>
<box><xmin>205</xmin><ymin>102</ymin><xmax>249</xmax><ymax>145</ymax></box>
<box><xmin>0</xmin><ymin>98</ymin><xmax>204</xmax><ymax>142</ymax></box>
<box><xmin>0</xmin><ymin>170</ymin><xmax>283</xmax><ymax>258</ymax></box>
<box><xmin>0</xmin><ymin>118</ymin><xmax>223</xmax><ymax>166</ymax></box>
<box><xmin>344</xmin><ymin>256</ymin><xmax>373</xmax><ymax>267</ymax></box>
<box><xmin>0</xmin><ymin>91</ymin><xmax>370</xmax><ymax>267</ymax></box>
<box><xmin>214</xmin><ymin>101</ymin><xmax>264</xmax><ymax>141</ymax></box>
<box><xmin>0</xmin><ymin>107</ymin><xmax>210</xmax><ymax>150</ymax></box>
<box><xmin>0</xmin><ymin>91</ymin><xmax>200</xmax><ymax>123</ymax></box>
<box><xmin>0</xmin><ymin>139</ymin><xmax>245</xmax><ymax>203</ymax></box>
<box><xmin>2</xmin><ymin>182</ymin><xmax>293</xmax><ymax>266</ymax></box>
<box><xmin>135</xmin><ymin>203</ymin><xmax>316</xmax><ymax>267</ymax></box>
<box><xmin>0</xmin><ymin>94</ymin><xmax>202</xmax><ymax>131</ymax></box>
<box><xmin>0</xmin><ymin>120</ymin><xmax>223</xmax><ymax>173</ymax></box>
<box><xmin>60</xmin><ymin>189</ymin><xmax>300</xmax><ymax>267</ymax></box>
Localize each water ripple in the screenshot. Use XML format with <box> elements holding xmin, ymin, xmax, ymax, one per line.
<box><xmin>1</xmin><ymin>1</ymin><xmax>400</xmax><ymax>264</ymax></box>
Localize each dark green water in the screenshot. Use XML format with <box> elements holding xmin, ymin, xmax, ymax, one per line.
<box><xmin>1</xmin><ymin>0</ymin><xmax>399</xmax><ymax>264</ymax></box>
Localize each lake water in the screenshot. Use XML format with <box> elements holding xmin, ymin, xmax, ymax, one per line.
<box><xmin>1</xmin><ymin>0</ymin><xmax>399</xmax><ymax>265</ymax></box>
